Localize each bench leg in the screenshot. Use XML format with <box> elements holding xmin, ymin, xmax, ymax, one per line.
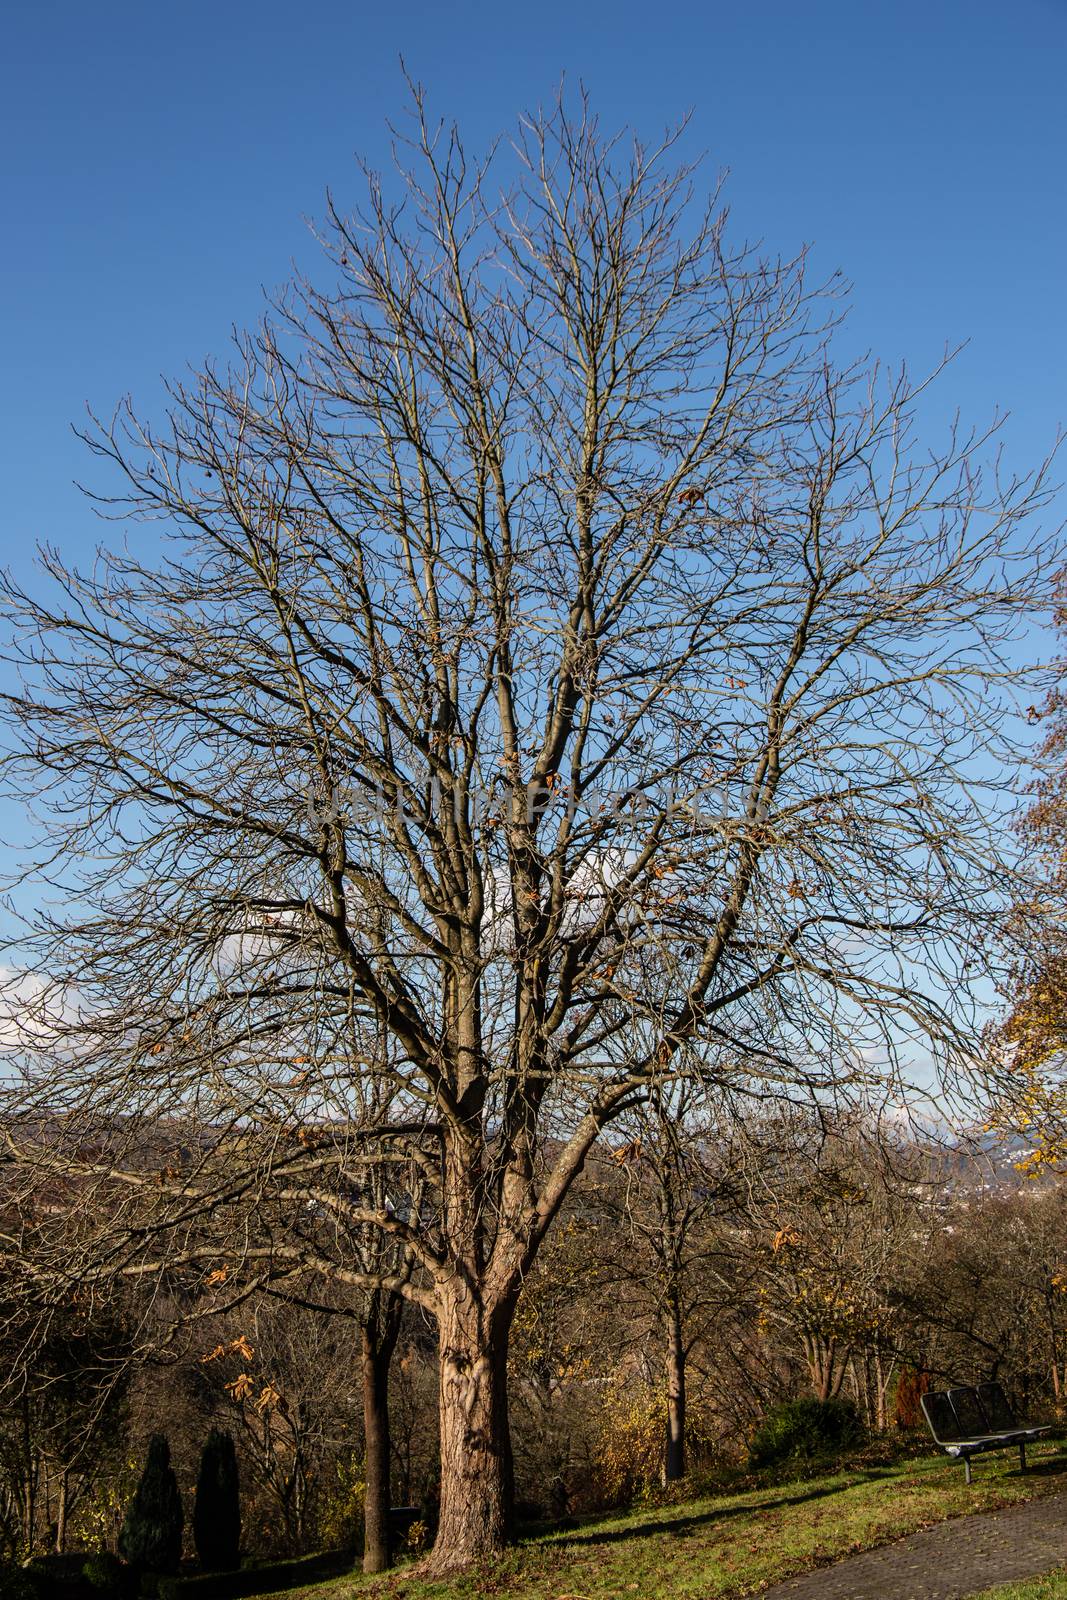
<box><xmin>1019</xmin><ymin>1443</ymin><xmax>1027</xmax><ymax>1473</ymax></box>
<box><xmin>964</xmin><ymin>1457</ymin><xmax>972</xmax><ymax>1485</ymax></box>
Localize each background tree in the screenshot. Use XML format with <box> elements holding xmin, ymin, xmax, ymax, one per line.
<box><xmin>506</xmin><ymin>1200</ymin><xmax>607</xmax><ymax>1517</ymax></box>
<box><xmin>591</xmin><ymin>1089</ymin><xmax>739</xmax><ymax>1482</ymax></box>
<box><xmin>198</xmin><ymin>1305</ymin><xmax>361</xmax><ymax>1557</ymax></box>
<box><xmin>996</xmin><ymin>572</ymin><xmax>1067</xmax><ymax>1169</ymax></box>
<box><xmin>0</xmin><ymin>1297</ymin><xmax>130</xmax><ymax>1558</ymax></box>
<box><xmin>0</xmin><ymin>88</ymin><xmax>1058</xmax><ymax>1572</ymax></box>
<box><xmin>743</xmin><ymin>1115</ymin><xmax>930</xmax><ymax>1423</ymax></box>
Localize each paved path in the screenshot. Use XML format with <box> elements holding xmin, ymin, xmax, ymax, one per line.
<box><xmin>760</xmin><ymin>1492</ymin><xmax>1067</xmax><ymax>1599</ymax></box>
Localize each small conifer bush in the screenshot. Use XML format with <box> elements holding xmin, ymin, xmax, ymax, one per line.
<box><xmin>192</xmin><ymin>1430</ymin><xmax>241</xmax><ymax>1572</ymax></box>
<box><xmin>118</xmin><ymin>1433</ymin><xmax>184</xmax><ymax>1575</ymax></box>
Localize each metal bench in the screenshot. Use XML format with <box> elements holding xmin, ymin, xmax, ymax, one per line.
<box><xmin>920</xmin><ymin>1382</ymin><xmax>1050</xmax><ymax>1483</ymax></box>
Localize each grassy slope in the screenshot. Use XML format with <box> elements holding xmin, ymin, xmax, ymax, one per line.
<box><xmin>258</xmin><ymin>1444</ymin><xmax>1067</xmax><ymax>1600</ymax></box>
<box><xmin>972</xmin><ymin>1576</ymin><xmax>1067</xmax><ymax>1599</ymax></box>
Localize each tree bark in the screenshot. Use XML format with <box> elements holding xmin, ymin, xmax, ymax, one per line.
<box><xmin>22</xmin><ymin>1398</ymin><xmax>36</xmax><ymax>1556</ymax></box>
<box><xmin>663</xmin><ymin>1297</ymin><xmax>687</xmax><ymax>1483</ymax></box>
<box><xmin>362</xmin><ymin>1289</ymin><xmax>403</xmax><ymax>1575</ymax></box>
<box><xmin>54</xmin><ymin>1469</ymin><xmax>68</xmax><ymax>1554</ymax></box>
<box><xmin>426</xmin><ymin>1288</ymin><xmax>515</xmax><ymax>1574</ymax></box>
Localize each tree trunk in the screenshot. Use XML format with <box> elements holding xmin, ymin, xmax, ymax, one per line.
<box><xmin>54</xmin><ymin>1470</ymin><xmax>68</xmax><ymax>1554</ymax></box>
<box><xmin>810</xmin><ymin>1336</ymin><xmax>841</xmax><ymax>1402</ymax></box>
<box><xmin>663</xmin><ymin>1297</ymin><xmax>687</xmax><ymax>1483</ymax></box>
<box><xmin>874</xmin><ymin>1350</ymin><xmax>890</xmax><ymax>1433</ymax></box>
<box><xmin>21</xmin><ymin>1398</ymin><xmax>36</xmax><ymax>1556</ymax></box>
<box><xmin>362</xmin><ymin>1289</ymin><xmax>403</xmax><ymax>1575</ymax></box>
<box><xmin>426</xmin><ymin>1288</ymin><xmax>515</xmax><ymax>1575</ymax></box>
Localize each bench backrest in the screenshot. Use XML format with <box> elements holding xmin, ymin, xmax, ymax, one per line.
<box><xmin>947</xmin><ymin>1386</ymin><xmax>990</xmax><ymax>1438</ymax></box>
<box><xmin>921</xmin><ymin>1382</ymin><xmax>1021</xmax><ymax>1446</ymax></box>
<box><xmin>921</xmin><ymin>1389</ymin><xmax>965</xmax><ymax>1443</ymax></box>
<box><xmin>977</xmin><ymin>1381</ymin><xmax>1017</xmax><ymax>1431</ymax></box>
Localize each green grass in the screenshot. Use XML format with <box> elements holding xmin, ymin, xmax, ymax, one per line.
<box><xmin>251</xmin><ymin>1443</ymin><xmax>1067</xmax><ymax>1600</ymax></box>
<box><xmin>971</xmin><ymin>1574</ymin><xmax>1067</xmax><ymax>1598</ymax></box>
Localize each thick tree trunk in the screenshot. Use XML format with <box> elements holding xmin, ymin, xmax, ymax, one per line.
<box><xmin>663</xmin><ymin>1298</ymin><xmax>687</xmax><ymax>1484</ymax></box>
<box><xmin>362</xmin><ymin>1289</ymin><xmax>403</xmax><ymax>1575</ymax></box>
<box><xmin>426</xmin><ymin>1288</ymin><xmax>515</xmax><ymax>1575</ymax></box>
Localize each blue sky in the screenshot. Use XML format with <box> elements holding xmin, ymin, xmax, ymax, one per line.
<box><xmin>0</xmin><ymin>0</ymin><xmax>1065</xmax><ymax>895</ymax></box>
<box><xmin>2</xmin><ymin>0</ymin><xmax>1064</xmax><ymax>573</ymax></box>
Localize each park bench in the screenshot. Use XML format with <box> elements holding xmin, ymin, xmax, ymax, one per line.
<box><xmin>920</xmin><ymin>1382</ymin><xmax>1050</xmax><ymax>1483</ymax></box>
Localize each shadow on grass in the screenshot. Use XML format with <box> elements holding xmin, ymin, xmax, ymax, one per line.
<box><xmin>972</xmin><ymin>1452</ymin><xmax>1067</xmax><ymax>1485</ymax></box>
<box><xmin>1020</xmin><ymin>1454</ymin><xmax>1067</xmax><ymax>1477</ymax></box>
<box><xmin>538</xmin><ymin>1451</ymin><xmax>1067</xmax><ymax>1553</ymax></box>
<box><xmin>188</xmin><ymin>1551</ymin><xmax>355</xmax><ymax>1599</ymax></box>
<box><xmin>543</xmin><ymin>1474</ymin><xmax>870</xmax><ymax>1550</ymax></box>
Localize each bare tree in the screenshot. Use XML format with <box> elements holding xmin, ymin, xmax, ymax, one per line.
<box><xmin>0</xmin><ymin>1297</ymin><xmax>131</xmax><ymax>1557</ymax></box>
<box><xmin>0</xmin><ymin>87</ymin><xmax>1058</xmax><ymax>1570</ymax></box>
<box><xmin>739</xmin><ymin>1113</ymin><xmax>935</xmax><ymax>1419</ymax></box>
<box><xmin>590</xmin><ymin>1089</ymin><xmax>740</xmax><ymax>1483</ymax></box>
